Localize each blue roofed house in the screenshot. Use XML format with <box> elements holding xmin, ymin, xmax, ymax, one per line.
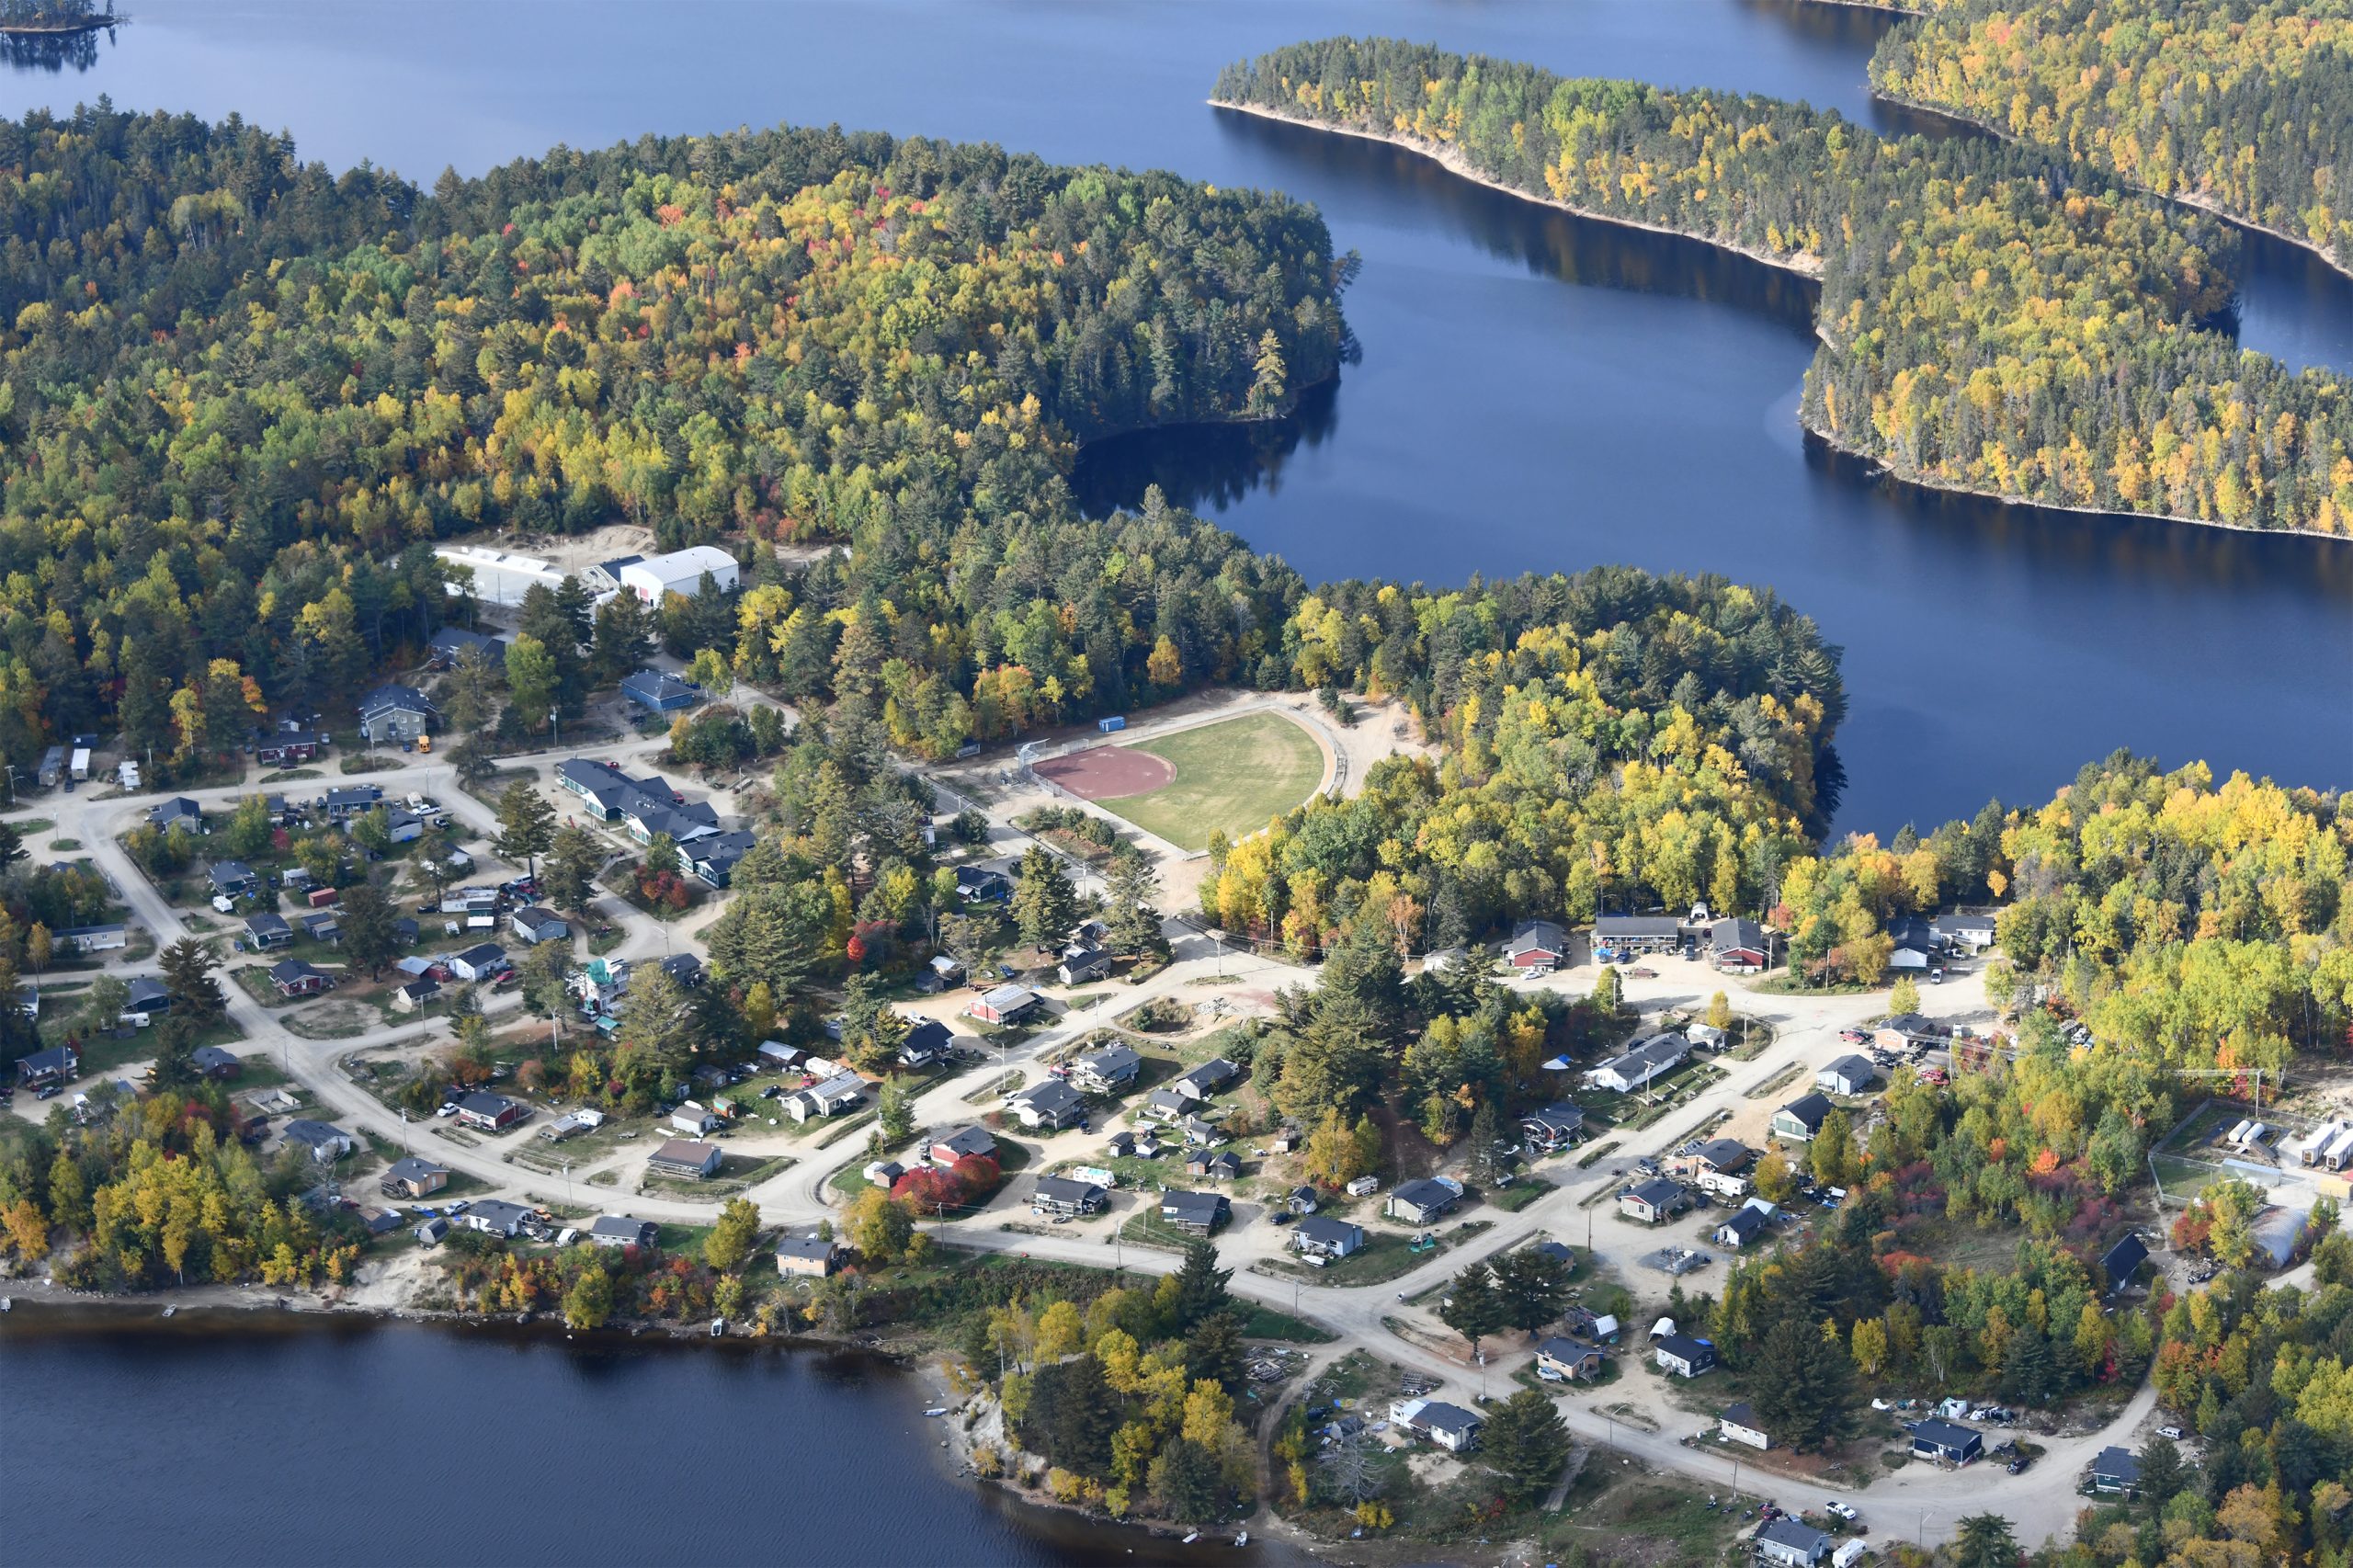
<box><xmin>620</xmin><ymin>668</ymin><xmax>704</xmax><ymax>713</ymax></box>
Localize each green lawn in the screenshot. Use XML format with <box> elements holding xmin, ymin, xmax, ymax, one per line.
<box><xmin>1097</xmin><ymin>711</ymin><xmax>1323</xmax><ymax>851</ymax></box>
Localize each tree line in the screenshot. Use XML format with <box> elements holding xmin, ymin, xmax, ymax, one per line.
<box><xmin>1213</xmin><ymin>37</ymin><xmax>2353</xmax><ymax>534</ymax></box>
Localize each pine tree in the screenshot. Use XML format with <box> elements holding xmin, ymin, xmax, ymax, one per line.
<box><xmin>1492</xmin><ymin>1244</ymin><xmax>1573</xmax><ymax>1335</ymax></box>
<box><xmin>1748</xmin><ymin>1316</ymin><xmax>1858</xmax><ymax>1452</ymax></box>
<box><xmin>158</xmin><ymin>937</ymin><xmax>225</xmax><ymax>1024</ymax></box>
<box><xmin>1101</xmin><ymin>850</ymin><xmax>1163</xmax><ymax>954</ymax></box>
<box><xmin>1008</xmin><ymin>845</ymin><xmax>1074</xmax><ymax>954</ymax></box>
<box><xmin>1438</xmin><ymin>1263</ymin><xmax>1506</xmax><ymax>1358</ymax></box>
<box><xmin>1481</xmin><ymin>1388</ymin><xmax>1572</xmax><ymax>1501</ymax></box>
<box><xmin>1951</xmin><ymin>1514</ymin><xmax>2019</xmax><ymax>1568</ymax></box>
<box><xmin>338</xmin><ymin>884</ymin><xmax>398</xmax><ymax>979</ymax></box>
<box><xmin>1167</xmin><ymin>1239</ymin><xmax>1233</xmax><ymax>1333</ymax></box>
<box><xmin>494</xmin><ymin>778</ymin><xmax>558</xmax><ymax>881</ymax></box>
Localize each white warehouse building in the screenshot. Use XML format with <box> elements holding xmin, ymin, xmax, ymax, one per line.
<box><xmin>617</xmin><ymin>546</ymin><xmax>739</xmax><ymax>605</ymax></box>
<box><xmin>434</xmin><ymin>545</ymin><xmax>569</xmax><ymax>607</ymax></box>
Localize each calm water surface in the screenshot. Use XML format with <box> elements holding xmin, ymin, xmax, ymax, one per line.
<box><xmin>8</xmin><ymin>0</ymin><xmax>2348</xmax><ymax>832</ymax></box>
<box><xmin>0</xmin><ymin>1312</ymin><xmax>1312</xmax><ymax>1568</ymax></box>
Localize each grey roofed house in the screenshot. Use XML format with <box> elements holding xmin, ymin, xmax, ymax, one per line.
<box><xmin>657</xmin><ymin>953</ymin><xmax>704</xmax><ymax>987</ymax></box>
<box><xmin>461</xmin><ymin>1199</ymin><xmax>534</xmax><ymax>1237</ymax></box>
<box><xmin>684</xmin><ymin>829</ymin><xmax>758</xmax><ymax>886</ymax></box>
<box><xmin>899</xmin><ymin>1017</ymin><xmax>955</xmax><ymax>1065</ymax></box>
<box><xmin>2099</xmin><ymin>1233</ymin><xmax>2149</xmax><ymax>1294</ymax></box>
<box><xmin>1689</xmin><ymin>1137</ymin><xmax>1753</xmax><ymax>1173</ymax></box>
<box><xmin>589</xmin><ymin>1216</ymin><xmax>659</xmax><ymax>1250</ymax></box>
<box><xmin>1774</xmin><ymin>1091</ymin><xmax>1834</xmax><ymax>1141</ymax></box>
<box><xmin>1506</xmin><ymin>919</ymin><xmax>1568</xmax><ymax>968</ymax></box>
<box><xmin>647</xmin><ymin>1139</ymin><xmax>725</xmax><ymax>1179</ymax></box>
<box><xmin>1415</xmin><ymin>1401</ymin><xmax>1483</xmax><ymax>1449</ymax></box>
<box><xmin>1708</xmin><ymin>915</ymin><xmax>1768</xmax><ymax>962</ymax></box>
<box><xmin>1142</xmin><ymin>1087</ymin><xmax>1192</xmax><ymax>1119</ymax></box>
<box><xmin>1756</xmin><ymin>1518</ymin><xmax>1833</xmax><ymax>1567</ymax></box>
<box><xmin>1008</xmin><ymin>1078</ymin><xmax>1086</xmax><ymax>1128</ymax></box>
<box><xmin>382</xmin><ymin>1156</ymin><xmax>449</xmax><ymax>1195</ymax></box>
<box><xmin>1909</xmin><ymin>1416</ymin><xmax>1983</xmax><ymax>1464</ymax></box>
<box><xmin>1520</xmin><ymin>1102</ymin><xmax>1586</xmax><ymax>1148</ymax></box>
<box><xmin>2090</xmin><ymin>1446</ymin><xmax>2142</xmax><ymax>1491</ymax></box>
<box><xmin>1292</xmin><ymin>1215</ymin><xmax>1365</xmax><ymax>1257</ymax></box>
<box><xmin>125</xmin><ymin>976</ymin><xmax>171</xmax><ymax>1013</ymax></box>
<box><xmin>269</xmin><ymin>957</ymin><xmax>331</xmax><ymax>992</ymax></box>
<box><xmin>1622</xmin><ymin>1176</ymin><xmax>1688</xmax><ymax>1219</ymax></box>
<box><xmin>429</xmin><ymin>625</ymin><xmax>506</xmax><ymax>662</ymax></box>
<box><xmin>1386</xmin><ymin>1176</ymin><xmax>1462</xmax><ymax>1222</ymax></box>
<box><xmin>775</xmin><ymin>1234</ymin><xmax>842</xmax><ymax>1275</ymax></box>
<box><xmin>147</xmin><ymin>796</ymin><xmax>204</xmax><ymax>829</ymax></box>
<box><xmin>620</xmin><ymin>667</ymin><xmax>706</xmax><ymax>711</ymax></box>
<box><xmin>1932</xmin><ymin>910</ymin><xmax>1999</xmax><ymax>948</ymax></box>
<box><xmin>1593</xmin><ymin>913</ymin><xmax>1682</xmax><ymax>943</ymax></box>
<box><xmin>209</xmin><ymin>859</ymin><xmax>260</xmax><ymax>893</ymax></box>
<box><xmin>1582</xmin><ymin>1032</ymin><xmax>1688</xmax><ymax>1093</ymax></box>
<box><xmin>1159</xmin><ymin>1188</ymin><xmax>1228</xmax><ymax>1233</ymax></box>
<box><xmin>930</xmin><ymin>1125</ymin><xmax>998</xmax><ymax>1164</ymax></box>
<box><xmin>1714</xmin><ymin>1205</ymin><xmax>1772</xmax><ymax>1247</ymax></box>
<box><xmin>1031</xmin><ymin>1175</ymin><xmax>1108</xmax><ymax>1215</ymax></box>
<box><xmin>509</xmin><ymin>906</ymin><xmax>569</xmax><ymax>943</ymax></box>
<box><xmin>1057</xmin><ymin>947</ymin><xmax>1113</xmax><ymax>984</ymax></box>
<box><xmin>281</xmin><ymin>1119</ymin><xmax>351</xmax><ymax>1157</ymax></box>
<box><xmin>1071</xmin><ymin>1042</ymin><xmax>1142</xmax><ymax>1091</ymax></box>
<box><xmin>1654</xmin><ymin>1333</ymin><xmax>1718</xmax><ymax>1376</ymax></box>
<box><xmin>1175</xmin><ymin>1057</ymin><xmax>1241</xmax><ymax>1096</ymax></box>
<box><xmin>1817</xmin><ymin>1053</ymin><xmax>1881</xmax><ymax>1095</ymax></box>
<box><xmin>192</xmin><ymin>1046</ymin><xmax>242</xmax><ymax>1076</ymax></box>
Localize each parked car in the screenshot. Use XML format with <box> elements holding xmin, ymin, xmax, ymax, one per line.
<box><xmin>435</xmin><ymin>1103</ymin><xmax>460</xmax><ymax>1118</ymax></box>
<box><xmin>2006</xmin><ymin>1457</ymin><xmax>2030</xmax><ymax>1474</ymax></box>
<box><xmin>2156</xmin><ymin>1426</ymin><xmax>2184</xmax><ymax>1441</ymax></box>
<box><xmin>1825</xmin><ymin>1503</ymin><xmax>1859</xmax><ymax>1522</ymax></box>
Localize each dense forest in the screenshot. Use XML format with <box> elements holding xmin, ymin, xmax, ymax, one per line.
<box><xmin>1869</xmin><ymin>0</ymin><xmax>2353</xmax><ymax>273</ymax></box>
<box><xmin>1212</xmin><ymin>38</ymin><xmax>2353</xmax><ymax>535</ymax></box>
<box><xmin>0</xmin><ymin>104</ymin><xmax>1344</xmax><ymax>759</ymax></box>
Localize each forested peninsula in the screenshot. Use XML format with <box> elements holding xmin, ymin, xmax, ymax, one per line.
<box><xmin>1865</xmin><ymin>0</ymin><xmax>2353</xmax><ymax>275</ymax></box>
<box><xmin>1211</xmin><ymin>38</ymin><xmax>2353</xmax><ymax>537</ymax></box>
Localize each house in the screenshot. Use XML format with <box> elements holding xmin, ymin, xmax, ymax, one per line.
<box><xmin>672</xmin><ymin>1107</ymin><xmax>724</xmax><ymax>1136</ymax></box>
<box><xmin>1537</xmin><ymin>1338</ymin><xmax>1606</xmax><ymax>1382</ymax></box>
<box><xmin>1909</xmin><ymin>1417</ymin><xmax>1983</xmax><ymax>1467</ymax></box>
<box><xmin>656</xmin><ymin>953</ymin><xmax>704</xmax><ymax>988</ymax></box>
<box><xmin>1270</xmin><ymin>1124</ymin><xmax>1303</xmax><ymax>1155</ymax></box>
<box><xmin>1654</xmin><ymin>1334</ymin><xmax>1717</xmax><ymax>1378</ymax></box>
<box><xmin>357</xmin><ymin>1206</ymin><xmax>405</xmax><ymax>1236</ymax></box>
<box><xmin>1006</xmin><ymin>1078</ymin><xmax>1086</xmax><ymax>1131</ymax></box>
<box><xmin>458</xmin><ymin>1199</ymin><xmax>534</xmax><ymax>1238</ymax></box>
<box><xmin>622</xmin><ymin>795</ymin><xmax>720</xmax><ymax>848</ymax></box>
<box><xmin>16</xmin><ymin>1045</ymin><xmax>79</xmax><ymax>1087</ymax></box>
<box><xmin>1140</xmin><ymin>1088</ymin><xmax>1192</xmax><ymax>1122</ymax></box>
<box><xmin>1386</xmin><ymin>1176</ymin><xmax>1464</xmax><ymax>1224</ymax></box>
<box><xmin>1070</xmin><ymin>1043</ymin><xmax>1142</xmax><ymax>1095</ymax></box>
<box><xmin>1287</xmin><ymin>1184</ymin><xmax>1321</xmax><ymax>1215</ymax></box>
<box><xmin>1581</xmin><ymin>1033</ymin><xmax>1689</xmax><ymax>1094</ymax></box>
<box><xmin>955</xmin><ymin>864</ymin><xmax>1013</xmax><ymax>903</ymax></box>
<box><xmin>509</xmin><ymin>907</ymin><xmax>570</xmax><ymax>946</ymax></box>
<box><xmin>617</xmin><ymin>545</ymin><xmax>740</xmax><ymax>605</ymax></box>
<box><xmin>775</xmin><ymin>1233</ymin><xmax>844</xmax><ymax>1277</ymax></box>
<box><xmin>589</xmin><ymin>1216</ymin><xmax>659</xmax><ymax>1251</ymax></box>
<box><xmin>457</xmin><ymin>1092</ymin><xmax>528</xmax><ymax>1132</ymax></box>
<box><xmin>2089</xmin><ymin>1447</ymin><xmax>2142</xmax><ymax>1494</ymax></box>
<box><xmin>864</xmin><ymin>1160</ymin><xmax>905</xmax><ymax>1187</ymax></box>
<box><xmin>1886</xmin><ymin>915</ymin><xmax>1938</xmax><ymax>971</ymax></box>
<box><xmin>756</xmin><ymin>1040</ymin><xmax>805</xmax><ymax>1072</ymax></box>
<box><xmin>783</xmin><ymin>1072</ymin><xmax>866</xmax><ymax>1122</ymax></box>
<box><xmin>1817</xmin><ymin>1054</ymin><xmax>1881</xmax><ymax>1096</ymax></box>
<box><xmin>1520</xmin><ymin>1102</ymin><xmax>1586</xmax><ymax>1152</ymax></box>
<box><xmin>392</xmin><ymin>979</ymin><xmax>441</xmax><ymax>1013</ymax></box>
<box><xmin>381</xmin><ymin>1157</ymin><xmax>449</xmax><ymax>1199</ymax></box>
<box><xmin>1391</xmin><ymin>1399</ymin><xmax>1483</xmax><ymax>1452</ymax></box>
<box><xmin>1709</xmin><ymin>916</ymin><xmax>1770</xmax><ymax>971</ymax></box>
<box><xmin>320</xmin><ymin>784</ymin><xmax>386</xmax><ymax>821</ymax></box>
<box><xmin>210</xmin><ymin>861</ymin><xmax>262</xmax><ymax>899</ymax></box>
<box><xmin>357</xmin><ymin>685</ymin><xmax>437</xmax><ymax>744</ymax></box>
<box><xmin>53</xmin><ymin>924</ymin><xmax>130</xmax><ymax>956</ymax></box>
<box><xmin>1173</xmin><ymin>1058</ymin><xmax>1241</xmax><ymax>1099</ymax></box>
<box><xmin>1530</xmin><ymin>1239</ymin><xmax>1575</xmax><ymax>1270</ymax></box>
<box><xmin>898</xmin><ymin>1018</ymin><xmax>955</xmax><ymax>1069</ymax></box>
<box><xmin>192</xmin><ymin>1046</ymin><xmax>244</xmax><ymax>1079</ymax></box>
<box><xmin>647</xmin><ymin>1140</ymin><xmax>725</xmax><ymax>1180</ymax></box>
<box><xmin>967</xmin><ymin>983</ymin><xmax>1042</xmax><ymax>1027</ymax></box>
<box><xmin>255</xmin><ymin>729</ymin><xmax>324</xmax><ymax>767</ymax></box>
<box><xmin>1186</xmin><ymin>1150</ymin><xmax>1242</xmax><ymax>1183</ymax></box>
<box><xmin>392</xmin><ymin>917</ymin><xmax>420</xmax><ymax>948</ymax></box>
<box><xmin>1719</xmin><ymin>1402</ymin><xmax>1771</xmax><ymax>1450</ymax></box>
<box><xmin>1934</xmin><ymin>911</ymin><xmax>1998</xmax><ymax>952</ymax></box>
<box><xmin>1773</xmin><ymin>1092</ymin><xmax>1834</xmax><ymax>1143</ymax></box>
<box><xmin>1620</xmin><ymin>1176</ymin><xmax>1689</xmax><ymax>1224</ymax></box>
<box><xmin>300</xmin><ymin>911</ymin><xmax>340</xmax><ymax>946</ymax></box>
<box><xmin>146</xmin><ymin>797</ymin><xmax>205</xmax><ymax>833</ymax></box>
<box><xmin>281</xmin><ymin>1119</ymin><xmax>354</xmax><ymax>1162</ymax></box>
<box><xmin>928</xmin><ymin>1126</ymin><xmax>998</xmax><ymax>1166</ymax></box>
<box><xmin>1592</xmin><ymin>914</ymin><xmax>1682</xmax><ymax>955</ymax></box>
<box><xmin>384</xmin><ymin>810</ymin><xmax>426</xmax><ymax>845</ymax></box>
<box><xmin>1176</xmin><ymin>1114</ymin><xmax>1222</xmax><ymax>1147</ymax></box>
<box><xmin>1713</xmin><ymin>1204</ymin><xmax>1773</xmax><ymax>1249</ymax></box>
<box><xmin>559</xmin><ymin>758</ymin><xmax>676</xmax><ymax>820</ymax></box>
<box><xmin>448</xmin><ymin>944</ymin><xmax>509</xmax><ymax>983</ymax></box>
<box><xmin>540</xmin><ymin>1110</ymin><xmax>602</xmax><ymax>1143</ymax></box>
<box><xmin>620</xmin><ymin>667</ymin><xmax>706</xmax><ymax>713</ymax></box>
<box><xmin>1293</xmin><ymin>1216</ymin><xmax>1365</xmax><ymax>1260</ymax></box>
<box><xmin>1159</xmin><ymin>1189</ymin><xmax>1229</xmax><ymax>1235</ymax></box>
<box><xmin>683</xmin><ymin>829</ymin><xmax>758</xmax><ymax>888</ymax></box>
<box><xmin>269</xmin><ymin>959</ymin><xmax>334</xmax><ymax>998</ymax></box>
<box><xmin>1756</xmin><ymin>1518</ymin><xmax>1833</xmax><ymax>1568</ymax></box>
<box><xmin>1688</xmin><ymin>1021</ymin><xmax>1730</xmax><ymax>1053</ymax></box>
<box><xmin>124</xmin><ymin>977</ymin><xmax>172</xmax><ymax>1018</ymax></box>
<box><xmin>427</xmin><ymin>625</ymin><xmax>507</xmax><ymax>665</ymax></box>
<box><xmin>1057</xmin><ymin>947</ymin><xmax>1113</xmax><ymax>985</ymax></box>
<box><xmin>1031</xmin><ymin>1175</ymin><xmax>1108</xmax><ymax>1218</ymax></box>
<box><xmin>2099</xmin><ymin>1233</ymin><xmax>2149</xmax><ymax>1295</ymax></box>
<box><xmin>1506</xmin><ymin>919</ymin><xmax>1568</xmax><ymax>973</ymax></box>
<box><xmin>1686</xmin><ymin>1138</ymin><xmax>1755</xmax><ymax>1176</ymax></box>
<box><xmin>1875</xmin><ymin>1013</ymin><xmax>1938</xmax><ymax>1051</ymax></box>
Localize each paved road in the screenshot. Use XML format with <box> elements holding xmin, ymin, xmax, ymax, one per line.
<box><xmin>10</xmin><ymin>746</ymin><xmax>2152</xmax><ymax>1549</ymax></box>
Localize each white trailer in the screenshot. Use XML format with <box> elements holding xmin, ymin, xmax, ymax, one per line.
<box><xmin>68</xmin><ymin>746</ymin><xmax>91</xmax><ymax>781</ymax></box>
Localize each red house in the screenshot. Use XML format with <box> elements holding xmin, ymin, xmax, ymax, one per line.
<box><xmin>268</xmin><ymin>959</ymin><xmax>334</xmax><ymax>997</ymax></box>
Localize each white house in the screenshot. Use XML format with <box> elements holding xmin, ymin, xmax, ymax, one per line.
<box><xmin>1719</xmin><ymin>1401</ymin><xmax>1770</xmax><ymax>1450</ymax></box>
<box><xmin>618</xmin><ymin>546</ymin><xmax>739</xmax><ymax>605</ymax></box>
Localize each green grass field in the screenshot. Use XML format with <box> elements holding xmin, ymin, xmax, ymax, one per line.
<box><xmin>1100</xmin><ymin>711</ymin><xmax>1323</xmax><ymax>851</ymax></box>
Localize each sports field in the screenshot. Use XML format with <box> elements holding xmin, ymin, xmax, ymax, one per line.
<box><xmin>1036</xmin><ymin>710</ymin><xmax>1324</xmax><ymax>851</ymax></box>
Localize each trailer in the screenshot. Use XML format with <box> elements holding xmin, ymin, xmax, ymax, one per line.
<box><xmin>2299</xmin><ymin>1120</ymin><xmax>2345</xmax><ymax>1166</ymax></box>
<box><xmin>2321</xmin><ymin>1126</ymin><xmax>2353</xmax><ymax>1172</ymax></box>
<box><xmin>37</xmin><ymin>745</ymin><xmax>64</xmax><ymax>788</ymax></box>
<box><xmin>68</xmin><ymin>746</ymin><xmax>91</xmax><ymax>782</ymax></box>
<box><xmin>118</xmin><ymin>760</ymin><xmax>140</xmax><ymax>789</ymax></box>
<box><xmin>1097</xmin><ymin>715</ymin><xmax>1126</xmax><ymax>733</ymax></box>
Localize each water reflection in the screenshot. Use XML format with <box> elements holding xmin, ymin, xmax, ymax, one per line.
<box><xmin>1</xmin><ymin>19</ymin><xmax>121</xmax><ymax>74</ymax></box>
<box><xmin>1074</xmin><ymin>376</ymin><xmax>1340</xmax><ymax>519</ymax></box>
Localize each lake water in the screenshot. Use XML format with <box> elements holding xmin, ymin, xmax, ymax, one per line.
<box><xmin>0</xmin><ymin>1309</ymin><xmax>1311</xmax><ymax>1568</ymax></box>
<box><xmin>8</xmin><ymin>0</ymin><xmax>2348</xmax><ymax>832</ymax></box>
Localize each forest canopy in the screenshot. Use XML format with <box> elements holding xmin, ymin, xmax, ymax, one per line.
<box><xmin>1212</xmin><ymin>36</ymin><xmax>2353</xmax><ymax>536</ymax></box>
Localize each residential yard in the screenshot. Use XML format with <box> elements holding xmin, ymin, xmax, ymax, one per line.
<box><xmin>1256</xmin><ymin>1226</ymin><xmax>1445</xmax><ymax>1286</ymax></box>
<box><xmin>642</xmin><ymin>1152</ymin><xmax>791</xmax><ymax>1197</ymax></box>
